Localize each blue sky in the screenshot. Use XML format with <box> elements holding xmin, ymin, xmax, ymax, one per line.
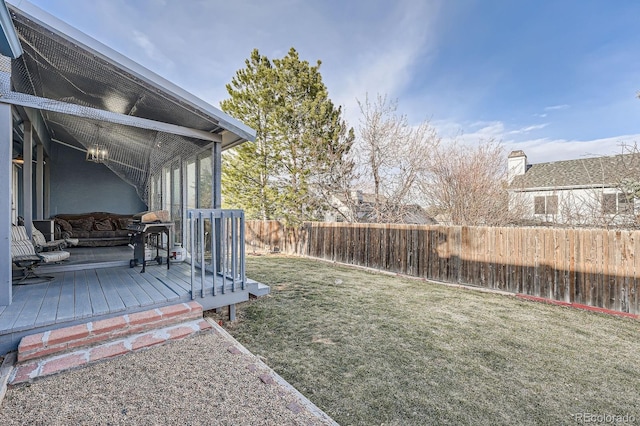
<box><xmin>18</xmin><ymin>0</ymin><xmax>640</xmax><ymax>164</ymax></box>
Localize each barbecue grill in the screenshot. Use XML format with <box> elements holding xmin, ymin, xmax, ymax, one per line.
<box><xmin>127</xmin><ymin>213</ymin><xmax>174</xmax><ymax>273</ymax></box>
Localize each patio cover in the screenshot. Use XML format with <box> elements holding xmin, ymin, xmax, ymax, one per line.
<box><xmin>0</xmin><ymin>0</ymin><xmax>255</xmax><ymax>203</ymax></box>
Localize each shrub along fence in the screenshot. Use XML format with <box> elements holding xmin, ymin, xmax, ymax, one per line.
<box><xmin>244</xmin><ymin>221</ymin><xmax>640</xmax><ymax>315</ymax></box>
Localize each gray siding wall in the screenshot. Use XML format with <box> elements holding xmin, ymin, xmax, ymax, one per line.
<box><xmin>49</xmin><ymin>143</ymin><xmax>146</xmax><ymax>215</ymax></box>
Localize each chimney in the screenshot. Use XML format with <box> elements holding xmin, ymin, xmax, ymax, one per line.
<box><xmin>507</xmin><ymin>150</ymin><xmax>527</xmax><ymax>184</ymax></box>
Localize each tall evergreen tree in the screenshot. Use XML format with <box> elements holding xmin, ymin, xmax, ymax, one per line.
<box><xmin>221</xmin><ymin>47</ymin><xmax>354</xmax><ymax>224</ymax></box>
<box><xmin>220</xmin><ymin>50</ymin><xmax>281</xmax><ymax>220</ymax></box>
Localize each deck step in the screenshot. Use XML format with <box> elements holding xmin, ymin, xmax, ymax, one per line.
<box><xmin>247</xmin><ymin>279</ymin><xmax>271</xmax><ymax>297</ymax></box>
<box><xmin>17</xmin><ymin>301</ymin><xmax>204</xmax><ymax>363</ymax></box>
<box><xmin>9</xmin><ymin>318</ymin><xmax>213</xmax><ymax>386</ymax></box>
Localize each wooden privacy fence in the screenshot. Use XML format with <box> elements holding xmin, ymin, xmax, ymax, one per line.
<box><xmin>244</xmin><ymin>221</ymin><xmax>640</xmax><ymax>315</ymax></box>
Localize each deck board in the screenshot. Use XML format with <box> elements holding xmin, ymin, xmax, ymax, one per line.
<box><xmin>144</xmin><ymin>266</ymin><xmax>191</xmax><ymax>295</ymax></box>
<box><xmin>155</xmin><ymin>263</ymin><xmax>219</xmax><ymax>294</ymax></box>
<box><xmin>86</xmin><ymin>269</ymin><xmax>110</xmax><ymax>316</ymax></box>
<box><xmin>167</xmin><ymin>264</ymin><xmax>237</xmax><ymax>295</ymax></box>
<box><xmin>95</xmin><ymin>269</ymin><xmax>126</xmax><ymax>312</ymax></box>
<box><xmin>12</xmin><ymin>282</ymin><xmax>49</xmax><ymax>330</ymax></box>
<box><xmin>124</xmin><ymin>267</ymin><xmax>180</xmax><ymax>302</ymax></box>
<box><xmin>35</xmin><ymin>280</ymin><xmax>63</xmax><ymax>326</ymax></box>
<box><xmin>1</xmin><ymin>259</ymin><xmax>256</xmax><ymax>355</ymax></box>
<box><xmin>57</xmin><ymin>271</ymin><xmax>77</xmax><ymax>322</ymax></box>
<box><xmin>73</xmin><ymin>271</ymin><xmax>93</xmax><ymax>319</ymax></box>
<box><xmin>103</xmin><ymin>268</ymin><xmax>140</xmax><ymax>308</ymax></box>
<box><xmin>120</xmin><ymin>268</ymin><xmax>168</xmax><ymax>304</ymax></box>
<box><xmin>113</xmin><ymin>269</ymin><xmax>155</xmax><ymax>307</ymax></box>
<box><xmin>0</xmin><ymin>299</ymin><xmax>27</xmax><ymax>330</ymax></box>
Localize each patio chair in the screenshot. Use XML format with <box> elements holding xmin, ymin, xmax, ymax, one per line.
<box><xmin>32</xmin><ymin>227</ymin><xmax>67</xmax><ymax>252</ymax></box>
<box><xmin>31</xmin><ymin>227</ymin><xmax>79</xmax><ymax>252</ymax></box>
<box><xmin>11</xmin><ymin>225</ymin><xmax>70</xmax><ymax>283</ymax></box>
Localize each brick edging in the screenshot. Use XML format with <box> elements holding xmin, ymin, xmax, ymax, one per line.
<box><xmin>206</xmin><ymin>318</ymin><xmax>339</xmax><ymax>426</ymax></box>
<box><xmin>18</xmin><ymin>302</ymin><xmax>204</xmax><ymax>362</ymax></box>
<box><xmin>10</xmin><ymin>319</ymin><xmax>212</xmax><ymax>385</ymax></box>
<box><xmin>515</xmin><ymin>294</ymin><xmax>639</xmax><ymax>320</ymax></box>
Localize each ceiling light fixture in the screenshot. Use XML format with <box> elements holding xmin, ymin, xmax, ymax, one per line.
<box><xmin>86</xmin><ymin>143</ymin><xmax>108</xmax><ymax>163</ymax></box>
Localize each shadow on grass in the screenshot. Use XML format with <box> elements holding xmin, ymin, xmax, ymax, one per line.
<box><xmin>223</xmin><ymin>255</ymin><xmax>640</xmax><ymax>426</ymax></box>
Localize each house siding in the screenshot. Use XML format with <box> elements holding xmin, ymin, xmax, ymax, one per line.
<box><xmin>514</xmin><ymin>187</ymin><xmax>636</xmax><ymax>226</ymax></box>
<box><xmin>49</xmin><ymin>143</ymin><xmax>147</xmax><ymax>215</ymax></box>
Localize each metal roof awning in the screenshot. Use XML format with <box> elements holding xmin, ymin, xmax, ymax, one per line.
<box><xmin>0</xmin><ymin>0</ymin><xmax>255</xmax><ymax>202</ymax></box>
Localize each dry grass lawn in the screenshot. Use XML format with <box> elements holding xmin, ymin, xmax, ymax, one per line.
<box><xmin>221</xmin><ymin>255</ymin><xmax>640</xmax><ymax>425</ymax></box>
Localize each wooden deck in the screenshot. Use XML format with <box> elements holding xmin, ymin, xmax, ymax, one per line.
<box><xmin>0</xmin><ymin>249</ymin><xmax>255</xmax><ymax>354</ymax></box>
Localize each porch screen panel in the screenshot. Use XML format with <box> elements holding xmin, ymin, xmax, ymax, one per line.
<box><xmin>172</xmin><ymin>164</ymin><xmax>182</xmax><ymax>244</ymax></box>
<box><xmin>149</xmin><ymin>174</ymin><xmax>161</xmax><ymax>211</ymax></box>
<box><xmin>163</xmin><ymin>168</ymin><xmax>171</xmax><ymax>214</ymax></box>
<box><xmin>7</xmin><ymin>18</ymin><xmax>222</xmax><ymax>206</ymax></box>
<box><xmin>198</xmin><ymin>152</ymin><xmax>212</xmax><ymax>208</ymax></box>
<box><xmin>186</xmin><ymin>160</ymin><xmax>197</xmax><ymax>210</ymax></box>
<box><xmin>185</xmin><ymin>159</ymin><xmax>196</xmax><ymax>252</ymax></box>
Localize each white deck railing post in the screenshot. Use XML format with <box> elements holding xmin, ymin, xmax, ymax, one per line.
<box><xmin>209</xmin><ymin>210</ymin><xmax>217</xmax><ymax>297</ymax></box>
<box><xmin>189</xmin><ymin>211</ymin><xmax>195</xmax><ymax>300</ymax></box>
<box><xmin>240</xmin><ymin>211</ymin><xmax>246</xmax><ymax>290</ymax></box>
<box><xmin>186</xmin><ymin>209</ymin><xmax>246</xmax><ymax>300</ymax></box>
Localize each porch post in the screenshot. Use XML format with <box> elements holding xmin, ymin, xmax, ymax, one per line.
<box><xmin>44</xmin><ymin>160</ymin><xmax>50</xmax><ymax>218</ymax></box>
<box><xmin>22</xmin><ymin>120</ymin><xmax>32</xmax><ymax>234</ymax></box>
<box><xmin>212</xmin><ymin>142</ymin><xmax>222</xmax><ymax>273</ymax></box>
<box><xmin>0</xmin><ymin>103</ymin><xmax>12</xmax><ymax>305</ymax></box>
<box><xmin>35</xmin><ymin>142</ymin><xmax>44</xmax><ymax>219</ymax></box>
<box><xmin>212</xmin><ymin>141</ymin><xmax>222</xmax><ymax>209</ymax></box>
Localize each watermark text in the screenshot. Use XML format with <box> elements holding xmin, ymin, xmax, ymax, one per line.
<box><xmin>572</xmin><ymin>412</ymin><xmax>635</xmax><ymax>424</ymax></box>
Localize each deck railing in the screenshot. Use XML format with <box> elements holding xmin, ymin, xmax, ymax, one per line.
<box><xmin>187</xmin><ymin>209</ymin><xmax>246</xmax><ymax>299</ymax></box>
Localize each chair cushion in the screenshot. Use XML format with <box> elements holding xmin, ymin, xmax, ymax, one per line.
<box><xmin>11</xmin><ymin>225</ymin><xmax>30</xmax><ymax>242</ymax></box>
<box><xmin>65</xmin><ymin>238</ymin><xmax>79</xmax><ymax>246</ymax></box>
<box><xmin>39</xmin><ymin>251</ymin><xmax>70</xmax><ymax>263</ymax></box>
<box><xmin>12</xmin><ymin>254</ymin><xmax>41</xmax><ymax>263</ymax></box>
<box><xmin>32</xmin><ymin>228</ymin><xmax>47</xmax><ymax>246</ymax></box>
<box><xmin>12</xmin><ymin>240</ymin><xmax>36</xmax><ymax>257</ymax></box>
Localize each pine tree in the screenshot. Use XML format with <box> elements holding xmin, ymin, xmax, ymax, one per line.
<box><xmin>220</xmin><ymin>49</ymin><xmax>281</xmax><ymax>220</ymax></box>
<box><xmin>221</xmin><ymin>48</ymin><xmax>354</xmax><ymax>224</ymax></box>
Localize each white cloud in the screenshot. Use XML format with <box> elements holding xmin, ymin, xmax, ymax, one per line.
<box><xmin>432</xmin><ymin>118</ymin><xmax>640</xmax><ymax>164</ymax></box>
<box><xmin>327</xmin><ymin>1</ymin><xmax>443</xmax><ymax>128</ymax></box>
<box><xmin>131</xmin><ymin>30</ymin><xmax>174</xmax><ymax>69</ymax></box>
<box><xmin>508</xmin><ymin>123</ymin><xmax>549</xmax><ymax>135</ymax></box>
<box><xmin>544</xmin><ymin>104</ymin><xmax>570</xmax><ymax>111</ymax></box>
<box><xmin>506</xmin><ymin>135</ymin><xmax>639</xmax><ymax>163</ymax></box>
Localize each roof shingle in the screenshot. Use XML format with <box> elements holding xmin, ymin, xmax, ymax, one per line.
<box><xmin>510</xmin><ymin>153</ymin><xmax>640</xmax><ymax>189</ymax></box>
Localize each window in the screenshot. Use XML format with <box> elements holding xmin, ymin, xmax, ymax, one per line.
<box><xmin>619</xmin><ymin>193</ymin><xmax>634</xmax><ymax>214</ymax></box>
<box><xmin>534</xmin><ymin>195</ymin><xmax>557</xmax><ymax>215</ymax></box>
<box><xmin>602</xmin><ymin>193</ymin><xmax>616</xmax><ymax>214</ymax></box>
<box><xmin>547</xmin><ymin>195</ymin><xmax>558</xmax><ymax>215</ymax></box>
<box><xmin>534</xmin><ymin>196</ymin><xmax>545</xmax><ymax>214</ymax></box>
<box><xmin>602</xmin><ymin>193</ymin><xmax>634</xmax><ymax>215</ymax></box>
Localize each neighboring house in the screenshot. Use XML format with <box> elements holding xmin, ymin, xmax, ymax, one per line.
<box><xmin>325</xmin><ymin>190</ymin><xmax>436</xmax><ymax>224</ymax></box>
<box><xmin>508</xmin><ymin>150</ymin><xmax>640</xmax><ymax>227</ymax></box>
<box><xmin>0</xmin><ymin>0</ymin><xmax>266</xmax><ymax>353</ymax></box>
